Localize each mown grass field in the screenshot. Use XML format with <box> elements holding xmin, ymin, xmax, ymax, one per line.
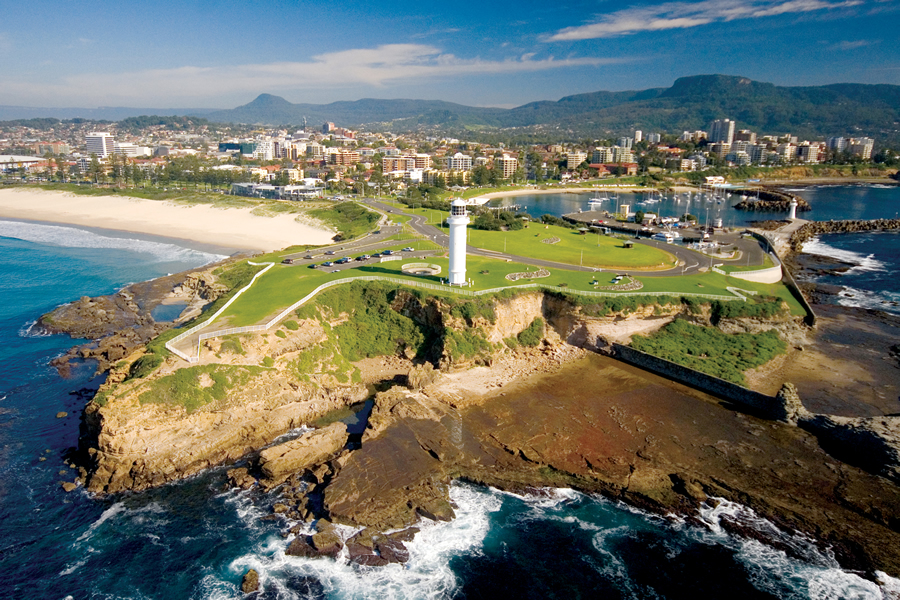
<box><xmin>467</xmin><ymin>224</ymin><xmax>675</xmax><ymax>270</ymax></box>
<box><xmin>217</xmin><ymin>251</ymin><xmax>806</xmax><ymax>328</ymax></box>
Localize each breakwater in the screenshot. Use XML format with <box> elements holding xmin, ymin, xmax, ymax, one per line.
<box><xmin>734</xmin><ymin>188</ymin><xmax>811</xmax><ymax>213</ymax></box>
<box><xmin>789</xmin><ymin>218</ymin><xmax>900</xmax><ymax>252</ymax></box>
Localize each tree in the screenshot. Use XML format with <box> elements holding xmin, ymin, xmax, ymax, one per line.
<box><xmin>56</xmin><ymin>156</ymin><xmax>67</xmax><ymax>182</ymax></box>
<box><xmin>88</xmin><ymin>154</ymin><xmax>102</xmax><ymax>183</ymax></box>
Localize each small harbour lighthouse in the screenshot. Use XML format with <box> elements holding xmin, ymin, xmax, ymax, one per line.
<box><xmin>448</xmin><ymin>198</ymin><xmax>470</xmax><ymax>286</ymax></box>
<box><xmin>788</xmin><ymin>197</ymin><xmax>798</xmax><ymax>220</ymax></box>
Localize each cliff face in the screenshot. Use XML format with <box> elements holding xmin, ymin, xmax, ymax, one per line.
<box><xmin>81</xmin><ymin>317</ymin><xmax>369</xmax><ymax>494</ymax></box>
<box><xmin>79</xmin><ymin>289</ymin><xmax>798</xmax><ymax>495</ymax></box>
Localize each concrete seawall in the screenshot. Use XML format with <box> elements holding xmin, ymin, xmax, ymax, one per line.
<box><xmin>610</xmin><ymin>343</ymin><xmax>790</xmax><ymax>421</ymax></box>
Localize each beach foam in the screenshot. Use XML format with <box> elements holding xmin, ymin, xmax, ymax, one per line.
<box><xmin>0</xmin><ymin>188</ymin><xmax>334</xmax><ymax>251</ymax></box>
<box><xmin>0</xmin><ymin>220</ymin><xmax>225</xmax><ymax>265</ymax></box>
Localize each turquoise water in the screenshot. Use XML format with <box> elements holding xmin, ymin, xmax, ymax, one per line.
<box><xmin>0</xmin><ymin>216</ymin><xmax>898</xmax><ymax>598</ymax></box>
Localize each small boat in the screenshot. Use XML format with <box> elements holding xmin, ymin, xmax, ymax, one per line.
<box><xmin>651</xmin><ymin>230</ymin><xmax>681</xmax><ymax>243</ymax></box>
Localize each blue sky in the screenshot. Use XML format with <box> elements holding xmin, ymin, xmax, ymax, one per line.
<box><xmin>1</xmin><ymin>0</ymin><xmax>898</xmax><ymax>108</ymax></box>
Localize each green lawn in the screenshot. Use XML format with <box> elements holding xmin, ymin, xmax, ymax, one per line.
<box><xmin>217</xmin><ymin>250</ymin><xmax>807</xmax><ymax>328</ymax></box>
<box><xmin>719</xmin><ymin>254</ymin><xmax>776</xmax><ymax>273</ymax></box>
<box><xmin>467</xmin><ymin>223</ymin><xmax>675</xmax><ymax>270</ymax></box>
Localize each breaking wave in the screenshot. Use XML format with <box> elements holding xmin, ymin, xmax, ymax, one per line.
<box><xmin>0</xmin><ymin>220</ymin><xmax>225</xmax><ymax>265</ymax></box>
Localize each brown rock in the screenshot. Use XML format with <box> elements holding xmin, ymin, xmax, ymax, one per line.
<box><xmin>56</xmin><ymin>412</ymin><xmax>68</xmax><ymax>419</ymax></box>
<box><xmin>375</xmin><ymin>537</ymin><xmax>410</xmax><ymax>564</ymax></box>
<box><xmin>310</xmin><ymin>527</ymin><xmax>343</xmax><ymax>559</ymax></box>
<box><xmin>241</xmin><ymin>569</ymin><xmax>259</xmax><ymax>594</ymax></box>
<box><xmin>259</xmin><ymin>423</ymin><xmax>349</xmax><ymax>487</ymax></box>
<box><xmin>227</xmin><ymin>467</ymin><xmax>257</xmax><ymax>489</ymax></box>
<box><xmin>285</xmin><ymin>536</ymin><xmax>318</xmax><ymax>558</ymax></box>
<box><xmin>61</xmin><ymin>481</ymin><xmax>78</xmax><ymax>492</ymax></box>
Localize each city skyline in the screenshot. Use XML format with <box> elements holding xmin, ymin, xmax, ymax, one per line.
<box><xmin>1</xmin><ymin>0</ymin><xmax>898</xmax><ymax>109</ymax></box>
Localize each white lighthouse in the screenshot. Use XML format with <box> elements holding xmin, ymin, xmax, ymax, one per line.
<box><xmin>448</xmin><ymin>198</ymin><xmax>470</xmax><ymax>286</ymax></box>
<box><xmin>788</xmin><ymin>197</ymin><xmax>798</xmax><ymax>220</ymax></box>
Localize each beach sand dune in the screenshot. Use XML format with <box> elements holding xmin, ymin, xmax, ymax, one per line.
<box><xmin>0</xmin><ymin>188</ymin><xmax>335</xmax><ymax>252</ymax></box>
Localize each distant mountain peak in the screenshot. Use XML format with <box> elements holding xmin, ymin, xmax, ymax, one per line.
<box><xmin>246</xmin><ymin>93</ymin><xmax>291</xmax><ymax>107</ymax></box>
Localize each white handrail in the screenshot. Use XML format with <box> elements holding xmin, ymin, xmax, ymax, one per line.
<box><xmin>165</xmin><ymin>261</ymin><xmax>274</xmax><ymax>361</ymax></box>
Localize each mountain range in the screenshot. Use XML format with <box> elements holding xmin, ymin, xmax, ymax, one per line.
<box><xmin>206</xmin><ymin>75</ymin><xmax>900</xmax><ymax>143</ymax></box>
<box><xmin>3</xmin><ymin>75</ymin><xmax>899</xmax><ymax>143</ymax></box>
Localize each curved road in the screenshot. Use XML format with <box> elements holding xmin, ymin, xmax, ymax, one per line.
<box><xmin>362</xmin><ymin>199</ymin><xmax>770</xmax><ymax>277</ymax></box>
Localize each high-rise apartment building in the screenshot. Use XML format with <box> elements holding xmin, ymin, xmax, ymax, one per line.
<box><xmin>566</xmin><ymin>151</ymin><xmax>587</xmax><ymax>169</ymax></box>
<box><xmin>849</xmin><ymin>138</ymin><xmax>874</xmax><ymax>160</ymax></box>
<box><xmin>85</xmin><ymin>132</ymin><xmax>115</xmax><ymax>158</ymax></box>
<box><xmin>496</xmin><ymin>154</ymin><xmax>518</xmax><ymax>179</ymax></box>
<box><xmin>444</xmin><ymin>152</ymin><xmax>473</xmax><ymax>171</ymax></box>
<box><xmin>592</xmin><ymin>147</ymin><xmax>614</xmax><ymax>164</ymax></box>
<box><xmin>709</xmin><ymin>119</ymin><xmax>735</xmax><ymax>145</ymax></box>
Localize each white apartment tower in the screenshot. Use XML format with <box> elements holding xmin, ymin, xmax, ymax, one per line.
<box><xmin>709</xmin><ymin>119</ymin><xmax>736</xmax><ymax>145</ymax></box>
<box><xmin>85</xmin><ymin>132</ymin><xmax>115</xmax><ymax>158</ymax></box>
<box><xmin>448</xmin><ymin>199</ymin><xmax>470</xmax><ymax>286</ymax></box>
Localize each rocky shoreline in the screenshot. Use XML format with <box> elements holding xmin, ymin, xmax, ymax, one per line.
<box><xmin>36</xmin><ymin>233</ymin><xmax>900</xmax><ymax>584</ymax></box>
<box><xmin>40</xmin><ymin>258</ymin><xmax>237</xmax><ymax>375</ymax></box>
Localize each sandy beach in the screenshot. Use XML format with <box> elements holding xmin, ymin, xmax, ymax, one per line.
<box><xmin>0</xmin><ymin>188</ymin><xmax>335</xmax><ymax>252</ymax></box>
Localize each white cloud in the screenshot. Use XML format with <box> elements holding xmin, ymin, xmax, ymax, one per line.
<box><xmin>0</xmin><ymin>44</ymin><xmax>621</xmax><ymax>105</ymax></box>
<box><xmin>546</xmin><ymin>0</ymin><xmax>863</xmax><ymax>41</ymax></box>
<box><xmin>834</xmin><ymin>39</ymin><xmax>877</xmax><ymax>50</ymax></box>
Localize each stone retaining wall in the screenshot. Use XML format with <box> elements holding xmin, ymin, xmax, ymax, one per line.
<box><xmin>611</xmin><ymin>343</ymin><xmax>790</xmax><ymax>420</ymax></box>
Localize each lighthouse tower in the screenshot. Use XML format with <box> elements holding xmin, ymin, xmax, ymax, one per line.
<box><xmin>448</xmin><ymin>198</ymin><xmax>470</xmax><ymax>286</ymax></box>
<box><xmin>788</xmin><ymin>197</ymin><xmax>798</xmax><ymax>220</ymax></box>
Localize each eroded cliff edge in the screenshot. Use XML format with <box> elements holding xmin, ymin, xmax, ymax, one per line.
<box><xmin>56</xmin><ymin>281</ymin><xmax>900</xmax><ymax>577</ymax></box>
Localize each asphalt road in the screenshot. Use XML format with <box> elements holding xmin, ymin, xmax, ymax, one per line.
<box><xmin>277</xmin><ymin>199</ymin><xmax>773</xmax><ymax>278</ymax></box>
<box><xmin>362</xmin><ymin>199</ymin><xmax>771</xmax><ymax>278</ymax></box>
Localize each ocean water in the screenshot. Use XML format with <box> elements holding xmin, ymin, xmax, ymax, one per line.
<box><xmin>1</xmin><ymin>215</ymin><xmax>899</xmax><ymax>598</ymax></box>
<box><xmin>498</xmin><ymin>182</ymin><xmax>900</xmax><ymax>226</ymax></box>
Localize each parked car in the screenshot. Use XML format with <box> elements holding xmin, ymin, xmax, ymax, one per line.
<box><xmin>355</xmin><ymin>255</ymin><xmax>370</xmax><ymax>261</ymax></box>
<box><xmin>336</xmin><ymin>257</ymin><xmax>351</xmax><ymax>264</ymax></box>
<box><xmin>382</xmin><ymin>249</ymin><xmax>393</xmax><ymax>255</ymax></box>
<box><xmin>322</xmin><ymin>261</ymin><xmax>334</xmax><ymax>267</ymax></box>
<box><xmin>402</xmin><ymin>247</ymin><xmax>414</xmax><ymax>252</ymax></box>
<box><xmin>281</xmin><ymin>258</ymin><xmax>295</xmax><ymax>264</ymax></box>
<box><xmin>325</xmin><ymin>250</ymin><xmax>336</xmax><ymax>255</ymax></box>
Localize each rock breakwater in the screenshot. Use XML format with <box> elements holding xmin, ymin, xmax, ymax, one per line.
<box><xmin>789</xmin><ymin>218</ymin><xmax>900</xmax><ymax>252</ymax></box>
<box><xmin>734</xmin><ymin>188</ymin><xmax>811</xmax><ymax>213</ymax></box>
